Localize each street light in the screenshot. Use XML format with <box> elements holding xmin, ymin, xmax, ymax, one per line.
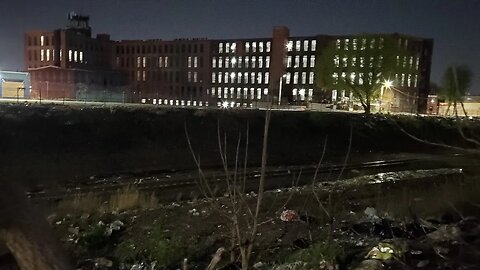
<box><xmin>278</xmin><ymin>74</ymin><xmax>287</xmax><ymax>106</ymax></box>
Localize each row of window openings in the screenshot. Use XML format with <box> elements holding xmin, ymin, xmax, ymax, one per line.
<box><xmin>209</xmin><ymin>87</ymin><xmax>313</xmax><ymax>102</ymax></box>
<box><xmin>147</xmin><ymin>99</ymin><xmax>208</xmax><ymax>107</ymax></box>
<box><xmin>212</xmin><ymin>72</ymin><xmax>272</xmax><ymax>85</ymax></box>
<box><xmin>210</xmin><ymin>87</ymin><xmax>269</xmax><ymax>100</ymax></box>
<box><xmin>136</xmin><ymin>70</ymin><xmax>200</xmax><ymax>83</ymax></box>
<box><xmin>332</xmin><ymin>55</ymin><xmax>419</xmax><ymax>70</ymax></box>
<box><xmin>131</xmin><ymin>56</ymin><xmax>202</xmax><ymax>69</ymax></box>
<box><xmin>212</xmin><ymin>56</ymin><xmax>270</xmax><ymax>69</ymax></box>
<box><xmin>286</xmin><ymin>40</ymin><xmax>317</xmax><ymax>52</ymax></box>
<box><xmin>283</xmin><ymin>72</ymin><xmax>315</xmax><ymax>85</ymax></box>
<box><xmin>118</xmin><ymin>43</ymin><xmax>204</xmax><ymax>55</ymax></box>
<box><xmin>39</xmin><ymin>49</ymin><xmax>84</xmax><ymax>63</ymax></box>
<box><xmin>286</xmin><ymin>55</ymin><xmax>316</xmax><ymax>68</ymax></box>
<box><xmin>331</xmin><ymin>72</ymin><xmax>418</xmax><ymax>87</ymax></box>
<box><xmin>335</xmin><ymin>38</ymin><xmax>384</xmax><ymax>51</ymax></box>
<box><xmin>218</xmin><ymin>41</ymin><xmax>271</xmax><ymax>54</ymax></box>
<box><xmin>335</xmin><ymin>37</ymin><xmax>409</xmax><ymax>51</ymax></box>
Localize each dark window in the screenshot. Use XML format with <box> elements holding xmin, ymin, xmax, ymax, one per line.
<box><xmin>194</xmin><ymin>44</ymin><xmax>198</xmax><ymax>53</ymax></box>
<box><xmin>200</xmin><ymin>44</ymin><xmax>204</xmax><ymax>52</ymax></box>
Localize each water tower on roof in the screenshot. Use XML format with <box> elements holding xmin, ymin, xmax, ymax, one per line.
<box><xmin>66</xmin><ymin>11</ymin><xmax>92</xmax><ymax>37</ymax></box>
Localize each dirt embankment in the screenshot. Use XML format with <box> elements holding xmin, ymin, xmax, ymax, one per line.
<box><xmin>0</xmin><ymin>104</ymin><xmax>478</xmax><ymax>186</ymax></box>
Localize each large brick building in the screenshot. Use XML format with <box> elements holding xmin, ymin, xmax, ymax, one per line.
<box><xmin>25</xmin><ymin>14</ymin><xmax>433</xmax><ymax>112</ymax></box>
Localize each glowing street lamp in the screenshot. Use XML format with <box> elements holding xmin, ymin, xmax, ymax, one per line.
<box><xmin>383</xmin><ymin>79</ymin><xmax>393</xmax><ymax>90</ymax></box>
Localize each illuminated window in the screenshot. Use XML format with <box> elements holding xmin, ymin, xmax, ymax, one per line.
<box><xmin>415</xmin><ymin>57</ymin><xmax>420</xmax><ymax>70</ymax></box>
<box><xmin>302</xmin><ymin>56</ymin><xmax>308</xmax><ymax>67</ymax></box>
<box><xmin>264</xmin><ymin>72</ymin><xmax>269</xmax><ymax>84</ymax></box>
<box><xmin>165</xmin><ymin>56</ymin><xmax>169</xmax><ymax>67</ymax></box>
<box><xmin>245</xmin><ymin>42</ymin><xmax>250</xmax><ymax>53</ymax></box>
<box><xmin>299</xmin><ymin>89</ymin><xmax>305</xmax><ymax>101</ymax></box>
<box><xmin>256</xmin><ymin>88</ymin><xmax>261</xmax><ymax>99</ymax></box>
<box><xmin>301</xmin><ymin>72</ymin><xmax>307</xmax><ymax>84</ymax></box>
<box><xmin>350</xmin><ymin>72</ymin><xmax>356</xmax><ymax>83</ymax></box>
<box><xmin>259</xmin><ymin>42</ymin><xmax>264</xmax><ymax>53</ymax></box>
<box><xmin>414</xmin><ymin>75</ymin><xmax>418</xmax><ymax>87</ymax></box>
<box><xmin>293</xmin><ymin>88</ymin><xmax>298</xmax><ymax>97</ymax></box>
<box><xmin>194</xmin><ymin>72</ymin><xmax>198</xmax><ymax>83</ymax></box>
<box><xmin>219</xmin><ymin>43</ymin><xmax>223</xmax><ymax>53</ymax></box>
<box><xmin>379</xmin><ymin>38</ymin><xmax>384</xmax><ymax>49</ymax></box>
<box><xmin>303</xmin><ymin>40</ymin><xmax>309</xmax><ymax>51</ymax></box>
<box><xmin>250</xmin><ymin>72</ymin><xmax>255</xmax><ymax>84</ymax></box>
<box><xmin>359</xmin><ymin>73</ymin><xmax>364</xmax><ymax>85</ymax></box>
<box><xmin>293</xmin><ymin>72</ymin><xmax>299</xmax><ymax>84</ymax></box>
<box><xmin>352</xmin><ymin>39</ymin><xmax>357</xmax><ymax>50</ymax></box>
<box><xmin>287</xmin><ymin>56</ymin><xmax>292</xmax><ymax>68</ymax></box>
<box><xmin>369</xmin><ymin>56</ymin><xmax>374</xmax><ymax>68</ymax></box>
<box><xmin>245</xmin><ymin>56</ymin><xmax>249</xmax><ymax>68</ymax></box>
<box><xmin>259</xmin><ymin>56</ymin><xmax>263</xmax><ymax>68</ymax></box>
<box><xmin>310</xmin><ymin>55</ymin><xmax>315</xmax><ymax>67</ymax></box>
<box><xmin>403</xmin><ymin>56</ymin><xmax>407</xmax><ymax>68</ymax></box>
<box><xmin>311</xmin><ymin>40</ymin><xmax>316</xmax><ymax>51</ymax></box>
<box><xmin>225</xmin><ymin>57</ymin><xmax>230</xmax><ymax>68</ymax></box>
<box><xmin>52</xmin><ymin>49</ymin><xmax>55</xmax><ymax>61</ymax></box>
<box><xmin>218</xmin><ymin>72</ymin><xmax>222</xmax><ymax>83</ymax></box>
<box><xmin>224</xmin><ymin>72</ymin><xmax>229</xmax><ymax>83</ymax></box>
<box><xmin>257</xmin><ymin>72</ymin><xmax>262</xmax><ymax>84</ymax></box>
<box><xmin>231</xmin><ymin>57</ymin><xmax>237</xmax><ymax>67</ymax></box>
<box><xmin>342</xmin><ymin>56</ymin><xmax>348</xmax><ymax>67</ymax></box>
<box><xmin>252</xmin><ymin>42</ymin><xmax>257</xmax><ymax>53</ymax></box>
<box><xmin>137</xmin><ymin>71</ymin><xmax>141</xmax><ymax>81</ymax></box>
<box><xmin>143</xmin><ymin>57</ymin><xmax>146</xmax><ymax>68</ymax></box>
<box><xmin>263</xmin><ymin>88</ymin><xmax>268</xmax><ymax>95</ymax></box>
<box><xmin>188</xmin><ymin>71</ymin><xmax>192</xmax><ymax>82</ymax></box>
<box><xmin>60</xmin><ymin>49</ymin><xmax>62</xmax><ymax>61</ymax></box>
<box><xmin>409</xmin><ymin>56</ymin><xmax>414</xmax><ymax>69</ymax></box>
<box><xmin>226</xmin><ymin>43</ymin><xmax>230</xmax><ymax>53</ymax></box>
<box><xmin>143</xmin><ymin>71</ymin><xmax>146</xmax><ymax>81</ymax></box>
<box><xmin>40</xmin><ymin>49</ymin><xmax>45</xmax><ymax>61</ymax></box>
<box><xmin>266</xmin><ymin>56</ymin><xmax>270</xmax><ymax>68</ymax></box>
<box><xmin>334</xmin><ymin>55</ymin><xmax>340</xmax><ymax>67</ymax></box>
<box><xmin>361</xmin><ymin>38</ymin><xmax>367</xmax><ymax>50</ymax></box>
<box><xmin>230</xmin><ymin>72</ymin><xmax>235</xmax><ymax>83</ymax></box>
<box><xmin>212</xmin><ymin>73</ymin><xmax>216</xmax><ymax>83</ymax></box>
<box><xmin>137</xmin><ymin>57</ymin><xmax>141</xmax><ymax>67</ymax></box>
<box><xmin>188</xmin><ymin>56</ymin><xmax>192</xmax><ymax>67</ymax></box>
<box><xmin>74</xmin><ymin>51</ymin><xmax>78</xmax><ymax>62</ymax></box>
<box><xmin>286</xmin><ymin>72</ymin><xmax>291</xmax><ymax>84</ymax></box>
<box><xmin>224</xmin><ymin>87</ymin><xmax>228</xmax><ymax>98</ymax></box>
<box><xmin>238</xmin><ymin>56</ymin><xmax>243</xmax><ymax>68</ymax></box>
<box><xmin>332</xmin><ymin>72</ymin><xmax>339</xmax><ymax>84</ymax></box>
<box><xmin>294</xmin><ymin>56</ymin><xmax>299</xmax><ymax>68</ymax></box>
<box><xmin>244</xmin><ymin>72</ymin><xmax>249</xmax><ymax>83</ymax></box>
<box><xmin>266</xmin><ymin>41</ymin><xmax>271</xmax><ymax>52</ymax></box>
<box><xmin>351</xmin><ymin>57</ymin><xmax>356</xmax><ymax>67</ymax></box>
<box><xmin>231</xmin><ymin>43</ymin><xmax>236</xmax><ymax>53</ymax></box>
<box><xmin>336</xmin><ymin>39</ymin><xmax>341</xmax><ymax>50</ymax></box>
<box><xmin>79</xmin><ymin>51</ymin><xmax>83</xmax><ymax>63</ymax></box>
<box><xmin>360</xmin><ymin>57</ymin><xmax>365</xmax><ymax>67</ymax></box>
<box><xmin>369</xmin><ymin>39</ymin><xmax>376</xmax><ymax>49</ymax></box>
<box><xmin>252</xmin><ymin>56</ymin><xmax>256</xmax><ymax>68</ymax></box>
<box><xmin>401</xmin><ymin>73</ymin><xmax>405</xmax><ymax>86</ymax></box>
<box><xmin>308</xmin><ymin>89</ymin><xmax>313</xmax><ymax>100</ymax></box>
<box><xmin>344</xmin><ymin>39</ymin><xmax>349</xmax><ymax>50</ymax></box>
<box><xmin>218</xmin><ymin>57</ymin><xmax>223</xmax><ymax>68</ymax></box>
<box><xmin>407</xmin><ymin>74</ymin><xmax>412</xmax><ymax>87</ymax></box>
<box><xmin>46</xmin><ymin>49</ymin><xmax>50</xmax><ymax>61</ymax></box>
<box><xmin>309</xmin><ymin>72</ymin><xmax>314</xmax><ymax>84</ymax></box>
<box><xmin>295</xmin><ymin>40</ymin><xmax>301</xmax><ymax>51</ymax></box>
<box><xmin>218</xmin><ymin>87</ymin><xmax>222</xmax><ymax>97</ymax></box>
<box><xmin>212</xmin><ymin>57</ymin><xmax>216</xmax><ymax>68</ymax></box>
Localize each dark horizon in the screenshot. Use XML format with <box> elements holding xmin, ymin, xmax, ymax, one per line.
<box><xmin>1</xmin><ymin>0</ymin><xmax>479</xmax><ymax>93</ymax></box>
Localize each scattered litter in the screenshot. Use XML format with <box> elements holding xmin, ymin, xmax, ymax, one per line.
<box><xmin>280</xmin><ymin>210</ymin><xmax>299</xmax><ymax>222</ymax></box>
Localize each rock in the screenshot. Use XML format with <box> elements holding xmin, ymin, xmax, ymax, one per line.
<box><xmin>427</xmin><ymin>225</ymin><xmax>461</xmax><ymax>242</ymax></box>
<box><xmin>353</xmin><ymin>259</ymin><xmax>383</xmax><ymax>270</ymax></box>
<box><xmin>95</xmin><ymin>257</ymin><xmax>113</xmax><ymax>268</ymax></box>
<box><xmin>416</xmin><ymin>260</ymin><xmax>429</xmax><ymax>268</ymax></box>
<box><xmin>253</xmin><ymin>261</ymin><xmax>265</xmax><ymax>269</ymax></box>
<box><xmin>363</xmin><ymin>207</ymin><xmax>380</xmax><ymax>222</ymax></box>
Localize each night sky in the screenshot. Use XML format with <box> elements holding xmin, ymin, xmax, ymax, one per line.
<box><xmin>1</xmin><ymin>0</ymin><xmax>479</xmax><ymax>93</ymax></box>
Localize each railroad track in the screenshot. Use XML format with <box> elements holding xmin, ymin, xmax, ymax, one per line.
<box><xmin>27</xmin><ymin>158</ymin><xmax>429</xmax><ymax>201</ymax></box>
